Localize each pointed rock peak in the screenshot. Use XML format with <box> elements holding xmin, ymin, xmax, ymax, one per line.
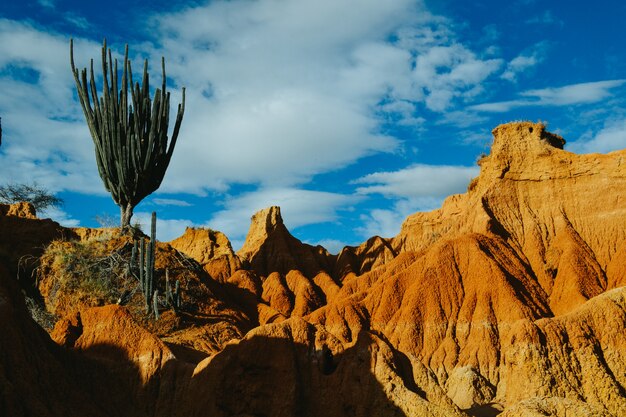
<box><xmin>255</xmin><ymin>206</ymin><xmax>284</xmax><ymax>234</ymax></box>
<box><xmin>237</xmin><ymin>206</ymin><xmax>287</xmax><ymax>259</ymax></box>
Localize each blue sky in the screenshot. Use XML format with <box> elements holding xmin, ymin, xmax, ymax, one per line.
<box><xmin>1</xmin><ymin>0</ymin><xmax>625</xmax><ymax>252</ymax></box>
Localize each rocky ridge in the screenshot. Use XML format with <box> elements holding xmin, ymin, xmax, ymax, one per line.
<box><xmin>1</xmin><ymin>122</ymin><xmax>625</xmax><ymax>416</ymax></box>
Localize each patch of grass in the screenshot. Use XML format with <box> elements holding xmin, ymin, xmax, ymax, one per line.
<box><xmin>38</xmin><ymin>237</ymin><xmax>136</xmax><ymax>316</ymax></box>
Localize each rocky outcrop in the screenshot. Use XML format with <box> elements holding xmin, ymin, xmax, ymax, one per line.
<box><xmin>497</xmin><ymin>287</ymin><xmax>626</xmax><ymax>415</ymax></box>
<box><xmin>0</xmin><ymin>201</ymin><xmax>37</xmax><ymax>218</ymax></box>
<box><xmin>237</xmin><ymin>206</ymin><xmax>334</xmax><ymax>278</ymax></box>
<box><xmin>0</xmin><ymin>202</ymin><xmax>74</xmax><ymax>283</ymax></box>
<box><xmin>169</xmin><ymin>227</ymin><xmax>241</xmax><ymax>281</ymax></box>
<box><xmin>333</xmin><ymin>235</ymin><xmax>397</xmax><ymax>280</ymax></box>
<box><xmin>392</xmin><ymin>122</ymin><xmax>625</xmax><ymax>313</ymax></box>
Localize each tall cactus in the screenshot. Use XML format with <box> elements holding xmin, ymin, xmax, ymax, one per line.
<box><xmin>70</xmin><ymin>39</ymin><xmax>185</xmax><ymax>229</ymax></box>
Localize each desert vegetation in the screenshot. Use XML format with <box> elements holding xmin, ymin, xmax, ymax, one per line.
<box><xmin>70</xmin><ymin>39</ymin><xmax>185</xmax><ymax>229</ymax></box>
<box><xmin>0</xmin><ymin>182</ymin><xmax>63</xmax><ymax>212</ymax></box>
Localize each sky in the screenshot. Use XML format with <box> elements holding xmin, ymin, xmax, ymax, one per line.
<box><xmin>1</xmin><ymin>0</ymin><xmax>625</xmax><ymax>253</ymax></box>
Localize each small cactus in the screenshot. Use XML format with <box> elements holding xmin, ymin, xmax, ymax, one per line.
<box><xmin>134</xmin><ymin>212</ymin><xmax>158</xmax><ymax>317</ymax></box>
<box><xmin>174</xmin><ymin>280</ymin><xmax>181</xmax><ymax>309</ymax></box>
<box><xmin>165</xmin><ymin>269</ymin><xmax>173</xmax><ymax>306</ymax></box>
<box><xmin>128</xmin><ymin>239</ymin><xmax>137</xmax><ymax>276</ymax></box>
<box><xmin>153</xmin><ymin>290</ymin><xmax>159</xmax><ymax>320</ymax></box>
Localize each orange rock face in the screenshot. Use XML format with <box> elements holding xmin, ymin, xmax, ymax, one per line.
<box><xmin>2</xmin><ymin>122</ymin><xmax>626</xmax><ymax>416</ymax></box>
<box><xmin>170</xmin><ymin>227</ymin><xmax>242</xmax><ymax>281</ymax></box>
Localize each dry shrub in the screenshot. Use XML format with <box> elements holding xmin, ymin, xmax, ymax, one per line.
<box><xmin>24</xmin><ymin>294</ymin><xmax>58</xmax><ymax>330</ymax></box>
<box><xmin>37</xmin><ymin>236</ymin><xmax>136</xmax><ymax>317</ymax></box>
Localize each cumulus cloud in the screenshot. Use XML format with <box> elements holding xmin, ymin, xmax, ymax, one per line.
<box><xmin>567</xmin><ymin>119</ymin><xmax>626</xmax><ymax>154</ymax></box>
<box><xmin>501</xmin><ymin>49</ymin><xmax>543</xmax><ymax>82</ymax></box>
<box><xmin>409</xmin><ymin>44</ymin><xmax>502</xmax><ymax>111</ymax></box>
<box><xmin>357</xmin><ymin>197</ymin><xmax>443</xmax><ymax>239</ymax></box>
<box><xmin>0</xmin><ymin>20</ymin><xmax>103</xmax><ymax>193</ymax></box>
<box><xmin>471</xmin><ymin>79</ymin><xmax>626</xmax><ymax>112</ymax></box>
<box><xmin>353</xmin><ymin>163</ymin><xmax>477</xmax><ymax>238</ymax></box>
<box><xmin>133</xmin><ymin>212</ymin><xmax>197</xmax><ymax>242</ymax></box>
<box><xmin>353</xmin><ymin>163</ymin><xmax>478</xmax><ymax>198</ymax></box>
<box><xmin>1</xmin><ymin>2</ymin><xmax>509</xmax><ymax>201</ymax></box>
<box><xmin>152</xmin><ymin>198</ymin><xmax>193</xmax><ymax>207</ymax></box>
<box><xmin>143</xmin><ymin>0</ymin><xmax>504</xmax><ymax>192</ymax></box>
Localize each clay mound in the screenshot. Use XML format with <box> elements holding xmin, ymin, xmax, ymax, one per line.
<box><xmin>182</xmin><ymin>317</ymin><xmax>465</xmax><ymax>417</ymax></box>
<box><xmin>47</xmin><ymin>303</ymin><xmax>464</xmax><ymax>417</ymax></box>
<box><xmin>333</xmin><ymin>235</ymin><xmax>398</xmax><ymax>280</ymax></box>
<box><xmin>169</xmin><ymin>227</ymin><xmax>242</xmax><ymax>281</ymax></box>
<box><xmin>312</xmin><ymin>232</ymin><xmax>552</xmax><ymax>381</ymax></box>
<box><xmin>36</xmin><ymin>232</ymin><xmax>253</xmax><ymax>356</ymax></box>
<box><xmin>52</xmin><ymin>304</ymin><xmax>184</xmax><ymax>416</ymax></box>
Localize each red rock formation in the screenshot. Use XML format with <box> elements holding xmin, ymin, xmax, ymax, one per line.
<box><xmin>237</xmin><ymin>206</ymin><xmax>333</xmax><ymax>278</ymax></box>
<box><xmin>169</xmin><ymin>227</ymin><xmax>242</xmax><ymax>281</ymax></box>
<box><xmin>392</xmin><ymin>122</ymin><xmax>626</xmax><ymax>315</ymax></box>
<box><xmin>0</xmin><ymin>202</ymin><xmax>74</xmax><ymax>282</ymax></box>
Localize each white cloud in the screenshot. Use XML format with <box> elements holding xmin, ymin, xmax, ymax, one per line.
<box><xmin>502</xmin><ymin>54</ymin><xmax>539</xmax><ymax>82</ymax></box>
<box><xmin>471</xmin><ymin>80</ymin><xmax>626</xmax><ymax>112</ymax></box>
<box><xmin>1</xmin><ymin>2</ymin><xmax>510</xmax><ymax>201</ymax></box>
<box><xmin>353</xmin><ymin>163</ymin><xmax>477</xmax><ymax>238</ymax></box>
<box><xmin>407</xmin><ymin>44</ymin><xmax>502</xmax><ymax>111</ymax></box>
<box><xmin>358</xmin><ymin>208</ymin><xmax>404</xmax><ymax>238</ymax></box>
<box><xmin>306</xmin><ymin>239</ymin><xmax>347</xmax><ymax>255</ymax></box>
<box><xmin>469</xmin><ymin>99</ymin><xmax>527</xmax><ymax>113</ymax></box>
<box><xmin>207</xmin><ymin>187</ymin><xmax>361</xmax><ymax>249</ymax></box>
<box><xmin>144</xmin><ymin>0</ymin><xmax>505</xmax><ymax>192</ymax></box>
<box><xmin>133</xmin><ymin>212</ymin><xmax>197</xmax><ymax>242</ymax></box>
<box><xmin>0</xmin><ymin>20</ymin><xmax>103</xmax><ymax>193</ymax></box>
<box><xmin>152</xmin><ymin>198</ymin><xmax>193</xmax><ymax>207</ymax></box>
<box><xmin>39</xmin><ymin>206</ymin><xmax>81</xmax><ymax>227</ymax></box>
<box><xmin>63</xmin><ymin>13</ymin><xmax>91</xmax><ymax>30</ymax></box>
<box><xmin>567</xmin><ymin>119</ymin><xmax>626</xmax><ymax>154</ymax></box>
<box><xmin>522</xmin><ymin>80</ymin><xmax>626</xmax><ymax>105</ymax></box>
<box><xmin>353</xmin><ymin>163</ymin><xmax>478</xmax><ymax>198</ymax></box>
<box><xmin>357</xmin><ymin>197</ymin><xmax>442</xmax><ymax>239</ymax></box>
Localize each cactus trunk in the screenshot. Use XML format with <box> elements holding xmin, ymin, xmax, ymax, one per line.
<box><xmin>120</xmin><ymin>203</ymin><xmax>134</xmax><ymax>230</ymax></box>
